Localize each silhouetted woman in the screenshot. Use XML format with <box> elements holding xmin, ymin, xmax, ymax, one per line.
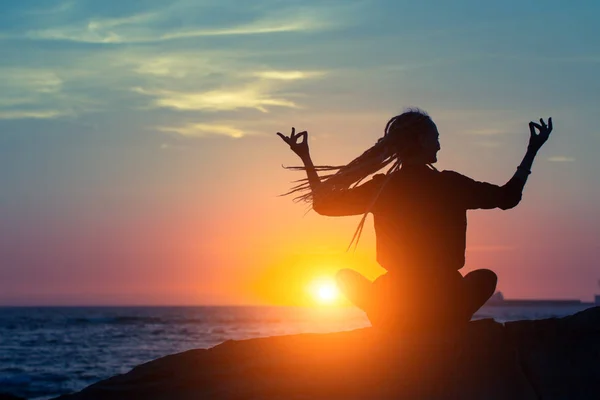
<box><xmin>277</xmin><ymin>109</ymin><xmax>553</xmax><ymax>329</ymax></box>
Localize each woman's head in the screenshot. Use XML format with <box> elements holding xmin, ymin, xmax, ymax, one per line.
<box><xmin>283</xmin><ymin>107</ymin><xmax>439</xmax><ymax>203</ymax></box>
<box><xmin>383</xmin><ymin>109</ymin><xmax>440</xmax><ymax>165</ymax></box>
<box><xmin>283</xmin><ymin>107</ymin><xmax>439</xmax><ymax>250</ymax></box>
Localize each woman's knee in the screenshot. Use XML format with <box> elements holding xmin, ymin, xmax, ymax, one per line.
<box><xmin>335</xmin><ymin>268</ymin><xmax>355</xmax><ymax>280</ymax></box>
<box><xmin>335</xmin><ymin>269</ymin><xmax>359</xmax><ymax>288</ymax></box>
<box><xmin>335</xmin><ymin>269</ymin><xmax>373</xmax><ymax>293</ymax></box>
<box><xmin>335</xmin><ymin>269</ymin><xmax>373</xmax><ymax>311</ymax></box>
<box><xmin>481</xmin><ymin>269</ymin><xmax>498</xmax><ymax>292</ymax></box>
<box><xmin>465</xmin><ymin>269</ymin><xmax>497</xmax><ymax>289</ymax></box>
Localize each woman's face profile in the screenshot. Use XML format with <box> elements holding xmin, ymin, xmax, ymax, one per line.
<box><xmin>418</xmin><ymin>122</ymin><xmax>441</xmax><ymax>164</ymax></box>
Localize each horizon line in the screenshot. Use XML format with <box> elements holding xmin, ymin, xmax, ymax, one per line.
<box><xmin>0</xmin><ymin>303</ymin><xmax>354</xmax><ymax>308</ymax></box>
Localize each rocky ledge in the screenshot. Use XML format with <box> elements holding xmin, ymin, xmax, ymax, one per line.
<box><xmin>54</xmin><ymin>307</ymin><xmax>600</xmax><ymax>400</ymax></box>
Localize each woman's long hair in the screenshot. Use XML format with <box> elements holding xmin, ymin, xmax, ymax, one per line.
<box><xmin>283</xmin><ymin>108</ymin><xmax>435</xmax><ymax>250</ymax></box>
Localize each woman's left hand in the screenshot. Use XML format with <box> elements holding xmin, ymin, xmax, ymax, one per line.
<box><xmin>528</xmin><ymin>118</ymin><xmax>553</xmax><ymax>152</ymax></box>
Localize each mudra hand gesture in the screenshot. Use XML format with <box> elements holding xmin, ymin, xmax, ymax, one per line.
<box><xmin>528</xmin><ymin>118</ymin><xmax>553</xmax><ymax>152</ymax></box>
<box><xmin>277</xmin><ymin>127</ymin><xmax>310</xmax><ymax>159</ymax></box>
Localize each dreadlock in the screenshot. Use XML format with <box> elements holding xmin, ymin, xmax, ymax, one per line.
<box><xmin>283</xmin><ymin>108</ymin><xmax>435</xmax><ymax>250</ymax></box>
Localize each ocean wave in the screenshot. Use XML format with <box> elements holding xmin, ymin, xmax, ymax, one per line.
<box><xmin>66</xmin><ymin>316</ymin><xmax>284</xmax><ymax>326</ymax></box>
<box><xmin>69</xmin><ymin>316</ymin><xmax>166</xmax><ymax>325</ymax></box>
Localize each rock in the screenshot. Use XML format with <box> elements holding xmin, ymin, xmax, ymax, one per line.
<box><xmin>0</xmin><ymin>393</ymin><xmax>27</xmax><ymax>400</ymax></box>
<box><xmin>53</xmin><ymin>307</ymin><xmax>600</xmax><ymax>400</ymax></box>
<box><xmin>504</xmin><ymin>306</ymin><xmax>600</xmax><ymax>399</ymax></box>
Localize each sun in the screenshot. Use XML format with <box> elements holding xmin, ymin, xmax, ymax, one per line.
<box><xmin>317</xmin><ymin>284</ymin><xmax>337</xmax><ymax>302</ymax></box>
<box><xmin>309</xmin><ymin>278</ymin><xmax>340</xmax><ymax>304</ymax></box>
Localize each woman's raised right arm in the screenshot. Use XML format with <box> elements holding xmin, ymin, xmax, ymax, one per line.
<box><xmin>277</xmin><ymin>127</ymin><xmax>378</xmax><ymax>216</ymax></box>
<box><xmin>277</xmin><ymin>127</ymin><xmax>323</xmax><ymax>194</ymax></box>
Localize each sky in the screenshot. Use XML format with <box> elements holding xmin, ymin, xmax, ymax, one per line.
<box><xmin>0</xmin><ymin>0</ymin><xmax>599</xmax><ymax>306</ymax></box>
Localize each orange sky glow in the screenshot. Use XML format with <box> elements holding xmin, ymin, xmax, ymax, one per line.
<box><xmin>1</xmin><ymin>1</ymin><xmax>599</xmax><ymax>306</ymax></box>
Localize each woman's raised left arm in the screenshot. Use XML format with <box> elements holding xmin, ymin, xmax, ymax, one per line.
<box><xmin>513</xmin><ymin>117</ymin><xmax>553</xmax><ymax>183</ymax></box>
<box><xmin>499</xmin><ymin>117</ymin><xmax>554</xmax><ymax>207</ymax></box>
<box><xmin>452</xmin><ymin>118</ymin><xmax>554</xmax><ymax>210</ymax></box>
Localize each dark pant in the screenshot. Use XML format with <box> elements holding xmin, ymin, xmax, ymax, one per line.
<box><xmin>460</xmin><ymin>269</ymin><xmax>498</xmax><ymax>319</ymax></box>
<box><xmin>335</xmin><ymin>268</ymin><xmax>497</xmax><ymax>329</ymax></box>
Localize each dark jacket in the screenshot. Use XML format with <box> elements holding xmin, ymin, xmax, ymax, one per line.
<box><xmin>313</xmin><ymin>165</ymin><xmax>523</xmax><ymax>274</ymax></box>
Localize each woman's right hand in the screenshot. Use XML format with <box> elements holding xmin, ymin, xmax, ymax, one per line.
<box><xmin>277</xmin><ymin>127</ymin><xmax>310</xmax><ymax>159</ymax></box>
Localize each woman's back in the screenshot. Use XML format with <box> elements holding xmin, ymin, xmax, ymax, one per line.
<box><xmin>372</xmin><ymin>166</ymin><xmax>469</xmax><ymax>274</ymax></box>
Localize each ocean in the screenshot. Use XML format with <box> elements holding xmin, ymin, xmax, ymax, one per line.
<box><xmin>0</xmin><ymin>304</ymin><xmax>595</xmax><ymax>400</ymax></box>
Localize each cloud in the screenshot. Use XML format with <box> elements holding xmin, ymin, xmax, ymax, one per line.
<box><xmin>0</xmin><ymin>110</ymin><xmax>69</xmax><ymax>120</ymax></box>
<box><xmin>0</xmin><ymin>1</ymin><xmax>370</xmax><ymax>125</ymax></box>
<box><xmin>158</xmin><ymin>123</ymin><xmax>248</xmax><ymax>138</ymax></box>
<box><xmin>0</xmin><ymin>39</ymin><xmax>325</xmax><ymax>121</ymax></box>
<box><xmin>128</xmin><ymin>53</ymin><xmax>232</xmax><ymax>79</ymax></box>
<box><xmin>159</xmin><ymin>17</ymin><xmax>326</xmax><ymax>40</ymax></box>
<box><xmin>132</xmin><ymin>86</ymin><xmax>298</xmax><ymax>113</ymax></box>
<box><xmin>0</xmin><ymin>68</ymin><xmax>70</xmax><ymax>119</ymax></box>
<box><xmin>547</xmin><ymin>156</ymin><xmax>575</xmax><ymax>162</ymax></box>
<box><xmin>252</xmin><ymin>70</ymin><xmax>326</xmax><ymax>80</ymax></box>
<box><xmin>25</xmin><ymin>12</ymin><xmax>158</xmax><ymax>44</ymax></box>
<box><xmin>0</xmin><ymin>1</ymin><xmax>360</xmax><ymax>123</ymax></box>
<box><xmin>21</xmin><ymin>2</ymin><xmax>344</xmax><ymax>44</ymax></box>
<box><xmin>0</xmin><ymin>69</ymin><xmax>63</xmax><ymax>95</ymax></box>
<box><xmin>133</xmin><ymin>57</ymin><xmax>194</xmax><ymax>78</ymax></box>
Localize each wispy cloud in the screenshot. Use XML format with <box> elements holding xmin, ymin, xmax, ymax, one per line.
<box><xmin>26</xmin><ymin>13</ymin><xmax>157</xmax><ymax>43</ymax></box>
<box><xmin>132</xmin><ymin>86</ymin><xmax>298</xmax><ymax>113</ymax></box>
<box><xmin>158</xmin><ymin>123</ymin><xmax>247</xmax><ymax>138</ymax></box>
<box><xmin>159</xmin><ymin>16</ymin><xmax>327</xmax><ymax>40</ymax></box>
<box><xmin>547</xmin><ymin>156</ymin><xmax>576</xmax><ymax>162</ymax></box>
<box><xmin>0</xmin><ymin>69</ymin><xmax>63</xmax><ymax>96</ymax></box>
<box><xmin>0</xmin><ymin>110</ymin><xmax>69</xmax><ymax>120</ymax></box>
<box><xmin>0</xmin><ymin>68</ymin><xmax>70</xmax><ymax>119</ymax></box>
<box><xmin>21</xmin><ymin>3</ymin><xmax>344</xmax><ymax>44</ymax></box>
<box><xmin>127</xmin><ymin>52</ymin><xmax>234</xmax><ymax>79</ymax></box>
<box><xmin>252</xmin><ymin>70</ymin><xmax>326</xmax><ymax>80</ymax></box>
<box><xmin>132</xmin><ymin>57</ymin><xmax>197</xmax><ymax>78</ymax></box>
<box><xmin>0</xmin><ymin>44</ymin><xmax>324</xmax><ymax>121</ymax></box>
<box><xmin>0</xmin><ymin>1</ymin><xmax>359</xmax><ymax>122</ymax></box>
<box><xmin>0</xmin><ymin>66</ymin><xmax>105</xmax><ymax>120</ymax></box>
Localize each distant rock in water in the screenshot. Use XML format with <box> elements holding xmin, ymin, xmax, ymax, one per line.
<box><xmin>54</xmin><ymin>307</ymin><xmax>600</xmax><ymax>400</ymax></box>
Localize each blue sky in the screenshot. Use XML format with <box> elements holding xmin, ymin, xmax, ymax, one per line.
<box><xmin>1</xmin><ymin>0</ymin><xmax>599</xmax><ymax>305</ymax></box>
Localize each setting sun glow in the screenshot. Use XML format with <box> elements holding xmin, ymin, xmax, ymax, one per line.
<box><xmin>310</xmin><ymin>278</ymin><xmax>340</xmax><ymax>304</ymax></box>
